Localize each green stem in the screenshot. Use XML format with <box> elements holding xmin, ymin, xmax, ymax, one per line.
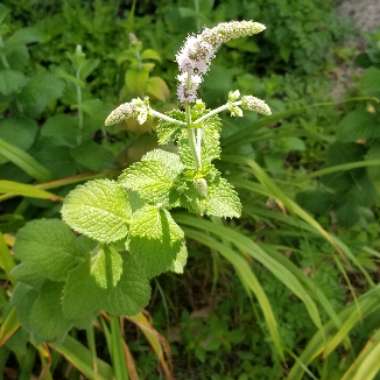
<box><xmin>86</xmin><ymin>325</ymin><xmax>99</xmax><ymax>380</ymax></box>
<box><xmin>0</xmin><ymin>37</ymin><xmax>10</xmax><ymax>69</ymax></box>
<box><xmin>185</xmin><ymin>104</ymin><xmax>202</xmax><ymax>170</ymax></box>
<box><xmin>76</xmin><ymin>67</ymin><xmax>84</xmax><ymax>145</ymax></box>
<box><xmin>149</xmin><ymin>108</ymin><xmax>186</xmax><ymax>126</ymax></box>
<box><xmin>193</xmin><ymin>101</ymin><xmax>241</xmax><ymax>125</ymax></box>
<box><xmin>110</xmin><ymin>316</ymin><xmax>129</xmax><ymax>380</ymax></box>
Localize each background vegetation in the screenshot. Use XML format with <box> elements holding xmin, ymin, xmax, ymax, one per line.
<box><xmin>1</xmin><ymin>0</ymin><xmax>380</xmax><ymax>379</ymax></box>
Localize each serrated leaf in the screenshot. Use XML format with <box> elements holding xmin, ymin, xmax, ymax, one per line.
<box><xmin>90</xmin><ymin>247</ymin><xmax>123</xmax><ymax>288</ymax></box>
<box><xmin>129</xmin><ymin>205</ymin><xmax>184</xmax><ymax>277</ymax></box>
<box><xmin>206</xmin><ymin>177</ymin><xmax>241</xmax><ymax>218</ymax></box>
<box><xmin>63</xmin><ymin>254</ymin><xmax>150</xmax><ymax>320</ymax></box>
<box><xmin>0</xmin><ymin>69</ymin><xmax>27</xmax><ymax>95</ymax></box>
<box><xmin>13</xmin><ymin>219</ymin><xmax>84</xmax><ymax>282</ymax></box>
<box><xmin>12</xmin><ymin>283</ymin><xmax>39</xmax><ymax>333</ymax></box>
<box><xmin>62</xmin><ymin>179</ymin><xmax>131</xmax><ymax>243</ymax></box>
<box><xmin>155</xmin><ymin>110</ymin><xmax>184</xmax><ymax>145</ymax></box>
<box><xmin>103</xmin><ymin>254</ymin><xmax>151</xmax><ymax>316</ymax></box>
<box><xmin>30</xmin><ymin>281</ymin><xmax>72</xmax><ymax>342</ymax></box>
<box><xmin>62</xmin><ymin>261</ymin><xmax>101</xmax><ymax>321</ymax></box>
<box><xmin>119</xmin><ymin>149</ymin><xmax>183</xmax><ymax>205</ymax></box>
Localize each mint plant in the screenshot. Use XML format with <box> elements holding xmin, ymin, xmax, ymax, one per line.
<box><xmin>11</xmin><ymin>20</ymin><xmax>271</xmax><ymax>344</ymax></box>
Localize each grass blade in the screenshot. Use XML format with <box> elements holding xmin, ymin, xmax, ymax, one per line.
<box><xmin>50</xmin><ymin>335</ymin><xmax>114</xmax><ymax>380</ymax></box>
<box><xmin>0</xmin><ymin>180</ymin><xmax>61</xmax><ymax>201</ymax></box>
<box><xmin>127</xmin><ymin>313</ymin><xmax>174</xmax><ymax>379</ymax></box>
<box><xmin>183</xmin><ymin>227</ymin><xmax>285</xmax><ymax>360</ymax></box>
<box><xmin>0</xmin><ymin>137</ymin><xmax>51</xmax><ymax>181</ymax></box>
<box><xmin>176</xmin><ymin>213</ymin><xmax>323</xmax><ymax>331</ymax></box>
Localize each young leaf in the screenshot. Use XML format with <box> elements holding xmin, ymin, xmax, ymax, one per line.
<box><xmin>155</xmin><ymin>110</ymin><xmax>184</xmax><ymax>145</ymax></box>
<box><xmin>119</xmin><ymin>149</ymin><xmax>183</xmax><ymax>205</ymax></box>
<box><xmin>205</xmin><ymin>177</ymin><xmax>242</xmax><ymax>218</ymax></box>
<box><xmin>90</xmin><ymin>246</ymin><xmax>123</xmax><ymax>289</ymax></box>
<box><xmin>13</xmin><ymin>219</ymin><xmax>84</xmax><ymax>282</ymax></box>
<box><xmin>129</xmin><ymin>205</ymin><xmax>184</xmax><ymax>278</ymax></box>
<box><xmin>61</xmin><ymin>179</ymin><xmax>131</xmax><ymax>243</ymax></box>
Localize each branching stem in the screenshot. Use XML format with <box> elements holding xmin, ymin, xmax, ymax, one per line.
<box><xmin>193</xmin><ymin>101</ymin><xmax>242</xmax><ymax>125</ymax></box>
<box><xmin>149</xmin><ymin>109</ymin><xmax>186</xmax><ymax>126</ymax></box>
<box><xmin>185</xmin><ymin>104</ymin><xmax>202</xmax><ymax>170</ymax></box>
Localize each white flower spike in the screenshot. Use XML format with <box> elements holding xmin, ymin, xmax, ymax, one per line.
<box><xmin>176</xmin><ymin>20</ymin><xmax>266</xmax><ymax>103</ymax></box>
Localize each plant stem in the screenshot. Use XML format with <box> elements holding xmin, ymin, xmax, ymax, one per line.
<box><xmin>86</xmin><ymin>325</ymin><xmax>99</xmax><ymax>380</ymax></box>
<box><xmin>76</xmin><ymin>67</ymin><xmax>84</xmax><ymax>145</ymax></box>
<box><xmin>185</xmin><ymin>104</ymin><xmax>202</xmax><ymax>170</ymax></box>
<box><xmin>149</xmin><ymin>108</ymin><xmax>186</xmax><ymax>126</ymax></box>
<box><xmin>0</xmin><ymin>37</ymin><xmax>10</xmax><ymax>69</ymax></box>
<box><xmin>110</xmin><ymin>316</ymin><xmax>129</xmax><ymax>380</ymax></box>
<box><xmin>193</xmin><ymin>101</ymin><xmax>241</xmax><ymax>125</ymax></box>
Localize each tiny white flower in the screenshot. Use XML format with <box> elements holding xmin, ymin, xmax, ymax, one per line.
<box><xmin>176</xmin><ymin>20</ymin><xmax>266</xmax><ymax>103</ymax></box>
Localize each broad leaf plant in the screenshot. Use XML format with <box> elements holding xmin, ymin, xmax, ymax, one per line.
<box><xmin>11</xmin><ymin>20</ymin><xmax>272</xmax><ymax>342</ymax></box>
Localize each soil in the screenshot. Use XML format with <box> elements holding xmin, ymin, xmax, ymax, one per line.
<box><xmin>338</xmin><ymin>0</ymin><xmax>380</xmax><ymax>33</ymax></box>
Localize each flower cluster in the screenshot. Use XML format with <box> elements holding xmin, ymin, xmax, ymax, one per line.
<box><xmin>176</xmin><ymin>20</ymin><xmax>266</xmax><ymax>103</ymax></box>
<box><xmin>105</xmin><ymin>97</ymin><xmax>150</xmax><ymax>126</ymax></box>
<box><xmin>241</xmin><ymin>95</ymin><xmax>272</xmax><ymax>116</ymax></box>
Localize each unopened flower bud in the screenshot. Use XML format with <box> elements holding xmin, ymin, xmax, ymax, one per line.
<box><xmin>241</xmin><ymin>95</ymin><xmax>271</xmax><ymax>116</ymax></box>
<box><xmin>105</xmin><ymin>97</ymin><xmax>150</xmax><ymax>126</ymax></box>
<box><xmin>194</xmin><ymin>178</ymin><xmax>208</xmax><ymax>198</ymax></box>
<box><xmin>228</xmin><ymin>89</ymin><xmax>241</xmax><ymax>102</ymax></box>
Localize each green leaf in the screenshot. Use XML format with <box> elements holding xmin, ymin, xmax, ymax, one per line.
<box><xmin>0</xmin><ymin>118</ymin><xmax>38</xmax><ymax>165</ymax></box>
<box><xmin>206</xmin><ymin>177</ymin><xmax>242</xmax><ymax>218</ymax></box>
<box><xmin>103</xmin><ymin>254</ymin><xmax>151</xmax><ymax>316</ymax></box>
<box><xmin>62</xmin><ymin>261</ymin><xmax>101</xmax><ymax>321</ymax></box>
<box><xmin>90</xmin><ymin>247</ymin><xmax>123</xmax><ymax>289</ymax></box>
<box><xmin>30</xmin><ymin>281</ymin><xmax>72</xmax><ymax>341</ymax></box>
<box><xmin>360</xmin><ymin>67</ymin><xmax>380</xmax><ymax>97</ymax></box>
<box><xmin>0</xmin><ymin>137</ymin><xmax>51</xmax><ymax>181</ymax></box>
<box><xmin>129</xmin><ymin>205</ymin><xmax>184</xmax><ymax>278</ymax></box>
<box><xmin>41</xmin><ymin>114</ymin><xmax>79</xmax><ymax>147</ymax></box>
<box><xmin>337</xmin><ymin>109</ymin><xmax>380</xmax><ymax>142</ymax></box>
<box><xmin>170</xmin><ymin>242</ymin><xmax>188</xmax><ymax>274</ymax></box>
<box><xmin>18</xmin><ymin>72</ymin><xmax>64</xmax><ymax>117</ymax></box>
<box><xmin>62</xmin><ymin>179</ymin><xmax>131</xmax><ymax>243</ymax></box>
<box><xmin>13</xmin><ymin>219</ymin><xmax>84</xmax><ymax>282</ymax></box>
<box><xmin>71</xmin><ymin>141</ymin><xmax>114</xmax><ymax>172</ymax></box>
<box><xmin>119</xmin><ymin>149</ymin><xmax>183</xmax><ymax>205</ymax></box>
<box><xmin>155</xmin><ymin>110</ymin><xmax>183</xmax><ymax>145</ymax></box>
<box><xmin>141</xmin><ymin>49</ymin><xmax>161</xmax><ymax>62</ymax></box>
<box><xmin>146</xmin><ymin>77</ymin><xmax>170</xmax><ymax>101</ymax></box>
<box><xmin>63</xmin><ymin>254</ymin><xmax>150</xmax><ymax>320</ymax></box>
<box><xmin>0</xmin><ymin>69</ymin><xmax>27</xmax><ymax>95</ymax></box>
